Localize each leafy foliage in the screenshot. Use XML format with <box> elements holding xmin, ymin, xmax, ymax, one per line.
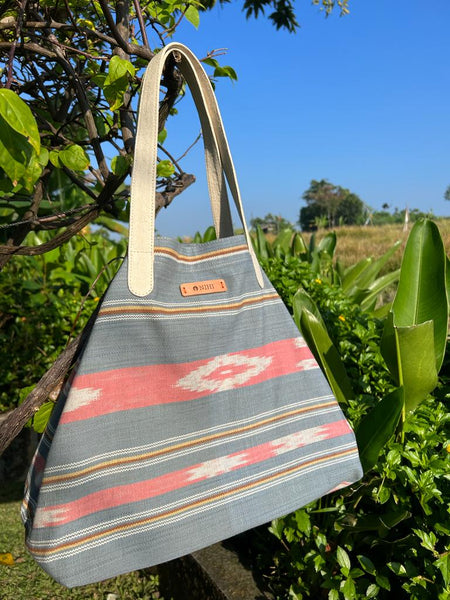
<box><xmin>299</xmin><ymin>179</ymin><xmax>366</xmax><ymax>230</ymax></box>
<box><xmin>0</xmin><ymin>229</ymin><xmax>125</xmax><ymax>412</ymax></box>
<box><xmin>249</xmin><ymin>221</ymin><xmax>450</xmax><ymax>599</ymax></box>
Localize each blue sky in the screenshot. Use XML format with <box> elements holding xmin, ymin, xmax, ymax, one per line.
<box><xmin>152</xmin><ymin>0</ymin><xmax>450</xmax><ymax>237</ymax></box>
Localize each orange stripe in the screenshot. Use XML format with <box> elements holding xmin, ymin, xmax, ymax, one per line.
<box><xmin>43</xmin><ymin>401</ymin><xmax>337</xmax><ymax>485</ymax></box>
<box><xmin>154</xmin><ymin>244</ymin><xmax>248</xmax><ymax>262</ymax></box>
<box><xmin>29</xmin><ymin>447</ymin><xmax>357</xmax><ymax>556</ymax></box>
<box><xmin>99</xmin><ymin>293</ymin><xmax>279</xmax><ymax>317</ymax></box>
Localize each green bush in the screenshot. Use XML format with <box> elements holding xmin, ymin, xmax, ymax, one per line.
<box><xmin>252</xmin><ymin>223</ymin><xmax>449</xmax><ymax>600</ymax></box>
<box><xmin>0</xmin><ymin>229</ymin><xmax>125</xmax><ymax>412</ymax></box>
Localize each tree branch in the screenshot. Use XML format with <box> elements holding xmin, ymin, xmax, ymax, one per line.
<box><xmin>97</xmin><ymin>0</ymin><xmax>153</xmax><ymax>60</ymax></box>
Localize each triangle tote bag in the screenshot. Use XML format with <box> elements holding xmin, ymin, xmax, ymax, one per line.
<box><xmin>22</xmin><ymin>43</ymin><xmax>363</xmax><ymax>587</ymax></box>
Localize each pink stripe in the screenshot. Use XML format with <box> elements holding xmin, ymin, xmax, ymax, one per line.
<box><xmin>36</xmin><ymin>420</ymin><xmax>350</xmax><ymax>527</ymax></box>
<box><xmin>60</xmin><ymin>337</ymin><xmax>318</xmax><ymax>424</ymax></box>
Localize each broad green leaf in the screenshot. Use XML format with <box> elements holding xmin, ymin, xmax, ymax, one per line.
<box><xmin>380</xmin><ymin>312</ymin><xmax>399</xmax><ymax>383</ymax></box>
<box><xmin>156</xmin><ymin>160</ymin><xmax>175</xmax><ymax>178</ymax></box>
<box><xmin>0</xmin><ymin>89</ymin><xmax>40</xmax><ymax>153</ymax></box>
<box><xmin>59</xmin><ymin>144</ymin><xmax>90</xmax><ymax>171</ymax></box>
<box><xmin>272</xmin><ymin>228</ymin><xmax>294</xmax><ymax>254</ymax></box>
<box><xmin>253</xmin><ymin>225</ymin><xmax>270</xmax><ymax>260</ymax></box>
<box><xmin>356</xmin><ymin>387</ymin><xmax>404</xmax><ymax>472</ymax></box>
<box><xmin>295</xmin><ymin>308</ymin><xmax>354</xmax><ymax>405</ymax></box>
<box><xmin>293</xmin><ymin>288</ymin><xmax>327</xmax><ymax>330</ymax></box>
<box><xmin>202</xmin><ymin>225</ymin><xmax>217</xmax><ymax>242</ymax></box>
<box><xmin>392</xmin><ymin>219</ymin><xmax>448</xmax><ymax>372</ymax></box>
<box><xmin>317</xmin><ymin>231</ymin><xmax>336</xmax><ymax>257</ymax></box>
<box><xmin>397</xmin><ymin>321</ymin><xmax>438</xmax><ymax>413</ymax></box>
<box><xmin>352</xmin><ymin>240</ymin><xmax>401</xmax><ymax>292</ymax></box>
<box><xmin>446</xmin><ymin>255</ymin><xmax>450</xmax><ymax>313</ymax></box>
<box><xmin>359</xmin><ymin>269</ymin><xmax>400</xmax><ymax>313</ymax></box>
<box><xmin>291</xmin><ymin>232</ymin><xmax>308</xmax><ymax>258</ymax></box>
<box><xmin>341</xmin><ymin>257</ymin><xmax>372</xmax><ymax>292</ymax></box>
<box><xmin>184</xmin><ymin>4</ymin><xmax>200</xmax><ymax>28</ymax></box>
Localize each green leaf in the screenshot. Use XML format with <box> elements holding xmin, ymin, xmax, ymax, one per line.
<box><xmin>435</xmin><ymin>553</ymin><xmax>450</xmax><ymax>587</ymax></box>
<box><xmin>49</xmin><ymin>149</ymin><xmax>63</xmax><ymax>168</ymax></box>
<box><xmin>0</xmin><ymin>89</ymin><xmax>40</xmax><ymax>153</ymax></box>
<box><xmin>294</xmin><ymin>509</ymin><xmax>311</xmax><ymax>536</ymax></box>
<box><xmin>392</xmin><ymin>219</ymin><xmax>448</xmax><ymax>372</ymax></box>
<box><xmin>184</xmin><ymin>4</ymin><xmax>200</xmax><ymax>28</ymax></box>
<box><xmin>202</xmin><ymin>226</ymin><xmax>217</xmax><ymax>242</ymax></box>
<box><xmin>32</xmin><ymin>401</ymin><xmax>54</xmax><ymax>433</ymax></box>
<box><xmin>253</xmin><ymin>225</ymin><xmax>270</xmax><ymax>260</ymax></box>
<box><xmin>387</xmin><ymin>562</ymin><xmax>407</xmax><ymax>576</ymax></box>
<box><xmin>341</xmin><ymin>577</ymin><xmax>356</xmax><ymax>600</ymax></box>
<box><xmin>357</xmin><ymin>555</ymin><xmax>376</xmax><ymax>575</ymax></box>
<box><xmin>291</xmin><ymin>232</ymin><xmax>308</xmax><ymax>258</ymax></box>
<box><xmin>395</xmin><ymin>321</ymin><xmax>438</xmax><ymax>413</ymax></box>
<box><xmin>317</xmin><ymin>231</ymin><xmax>336</xmax><ymax>257</ymax></box>
<box><xmin>359</xmin><ymin>269</ymin><xmax>400</xmax><ymax>313</ymax></box>
<box><xmin>294</xmin><ymin>307</ymin><xmax>354</xmax><ymax>405</ymax></box>
<box><xmin>105</xmin><ymin>55</ymin><xmax>136</xmax><ymax>83</ymax></box>
<box><xmin>268</xmin><ymin>518</ymin><xmax>284</xmax><ymax>540</ymax></box>
<box><xmin>337</xmin><ymin>546</ymin><xmax>351</xmax><ymax>571</ymax></box>
<box><xmin>0</xmin><ymin>115</ymin><xmax>33</xmax><ymax>187</ymax></box>
<box><xmin>328</xmin><ymin>590</ymin><xmax>339</xmax><ymax>600</ymax></box>
<box><xmin>59</xmin><ymin>144</ymin><xmax>90</xmax><ymax>171</ymax></box>
<box><xmin>293</xmin><ymin>288</ymin><xmax>327</xmax><ymax>330</ymax></box>
<box><xmin>366</xmin><ymin>584</ymin><xmax>380</xmax><ymax>598</ymax></box>
<box><xmin>272</xmin><ymin>228</ymin><xmax>294</xmax><ymax>254</ymax></box>
<box><xmin>158</xmin><ymin>128</ymin><xmax>168</xmax><ymax>144</ymax></box>
<box><xmin>351</xmin><ymin>240</ymin><xmax>401</xmax><ymax>292</ymax></box>
<box><xmin>156</xmin><ymin>160</ymin><xmax>175</xmax><ymax>178</ymax></box>
<box><xmin>375</xmin><ymin>575</ymin><xmax>391</xmax><ymax>591</ymax></box>
<box><xmin>355</xmin><ymin>387</ymin><xmax>404</xmax><ymax>472</ymax></box>
<box><xmin>111</xmin><ymin>154</ymin><xmax>131</xmax><ymax>177</ymax></box>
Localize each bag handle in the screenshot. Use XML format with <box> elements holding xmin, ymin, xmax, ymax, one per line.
<box><xmin>128</xmin><ymin>42</ymin><xmax>264</xmax><ymax>296</ymax></box>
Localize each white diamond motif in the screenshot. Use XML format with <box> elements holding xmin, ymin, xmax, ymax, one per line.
<box><xmin>176</xmin><ymin>353</ymin><xmax>272</xmax><ymax>393</ymax></box>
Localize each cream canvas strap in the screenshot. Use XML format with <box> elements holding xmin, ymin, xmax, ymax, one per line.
<box><xmin>128</xmin><ymin>42</ymin><xmax>264</xmax><ymax>296</ymax></box>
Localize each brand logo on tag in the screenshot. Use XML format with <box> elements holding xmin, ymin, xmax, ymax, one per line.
<box><xmin>180</xmin><ymin>279</ymin><xmax>227</xmax><ymax>297</ymax></box>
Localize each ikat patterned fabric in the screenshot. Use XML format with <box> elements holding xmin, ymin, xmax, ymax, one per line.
<box><xmin>22</xmin><ymin>235</ymin><xmax>363</xmax><ymax>587</ymax></box>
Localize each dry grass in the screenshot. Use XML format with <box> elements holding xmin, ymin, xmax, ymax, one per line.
<box><xmin>301</xmin><ymin>218</ymin><xmax>450</xmax><ymax>271</ymax></box>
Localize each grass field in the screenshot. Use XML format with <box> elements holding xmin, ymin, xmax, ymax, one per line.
<box><xmin>299</xmin><ymin>217</ymin><xmax>450</xmax><ymax>271</ymax></box>
<box><xmin>0</xmin><ymin>484</ymin><xmax>163</xmax><ymax>600</ymax></box>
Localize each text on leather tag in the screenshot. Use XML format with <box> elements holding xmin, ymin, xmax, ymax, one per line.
<box><xmin>180</xmin><ymin>279</ymin><xmax>227</xmax><ymax>296</ymax></box>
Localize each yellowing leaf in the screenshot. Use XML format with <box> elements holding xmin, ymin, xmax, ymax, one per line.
<box><xmin>0</xmin><ymin>553</ymin><xmax>15</xmax><ymax>565</ymax></box>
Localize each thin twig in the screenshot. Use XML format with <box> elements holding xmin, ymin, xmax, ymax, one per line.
<box><xmin>177</xmin><ymin>131</ymin><xmax>202</xmax><ymax>162</ymax></box>
<box><xmin>132</xmin><ymin>0</ymin><xmax>149</xmax><ymax>48</ymax></box>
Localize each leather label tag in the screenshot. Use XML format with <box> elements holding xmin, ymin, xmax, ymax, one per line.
<box><xmin>180</xmin><ymin>279</ymin><xmax>227</xmax><ymax>297</ymax></box>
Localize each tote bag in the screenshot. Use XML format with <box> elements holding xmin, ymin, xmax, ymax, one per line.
<box><xmin>22</xmin><ymin>42</ymin><xmax>363</xmax><ymax>588</ymax></box>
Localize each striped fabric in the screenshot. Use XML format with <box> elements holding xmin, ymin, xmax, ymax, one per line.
<box><xmin>22</xmin><ymin>235</ymin><xmax>363</xmax><ymax>587</ymax></box>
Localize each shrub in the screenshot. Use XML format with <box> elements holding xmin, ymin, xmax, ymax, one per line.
<box><xmin>252</xmin><ymin>222</ymin><xmax>449</xmax><ymax>600</ymax></box>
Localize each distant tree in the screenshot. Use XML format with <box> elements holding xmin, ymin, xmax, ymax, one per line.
<box><xmin>445</xmin><ymin>185</ymin><xmax>450</xmax><ymax>201</ymax></box>
<box><xmin>371</xmin><ymin>207</ymin><xmax>433</xmax><ymax>226</ymax></box>
<box><xmin>298</xmin><ymin>179</ymin><xmax>364</xmax><ymax>230</ymax></box>
<box><xmin>250</xmin><ymin>213</ymin><xmax>295</xmax><ymax>233</ymax></box>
